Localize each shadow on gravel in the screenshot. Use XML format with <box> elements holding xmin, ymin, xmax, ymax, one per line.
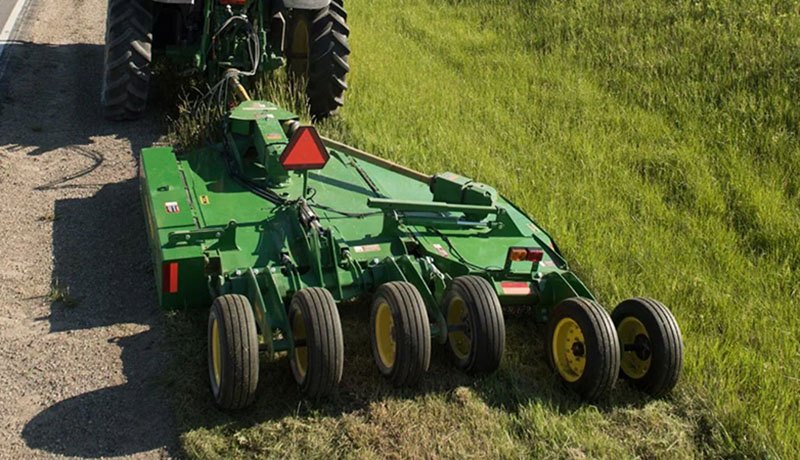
<box><xmin>0</xmin><ymin>41</ymin><xmax>162</xmax><ymax>160</ymax></box>
<box><xmin>22</xmin><ymin>180</ymin><xmax>179</xmax><ymax>457</ymax></box>
<box><xmin>0</xmin><ymin>37</ymin><xmax>181</xmax><ymax>457</ymax></box>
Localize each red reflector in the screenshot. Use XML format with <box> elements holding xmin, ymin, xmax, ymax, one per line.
<box><xmin>163</xmin><ymin>262</ymin><xmax>178</xmax><ymax>294</ymax></box>
<box><xmin>279</xmin><ymin>126</ymin><xmax>330</xmax><ymax>170</ymax></box>
<box><xmin>219</xmin><ymin>0</ymin><xmax>246</xmax><ymax>5</ymax></box>
<box><xmin>526</xmin><ymin>249</ymin><xmax>544</xmax><ymax>263</ymax></box>
<box><xmin>501</xmin><ymin>282</ymin><xmax>531</xmax><ymax>296</ymax></box>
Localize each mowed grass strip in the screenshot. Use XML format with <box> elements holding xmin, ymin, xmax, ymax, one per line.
<box><xmin>165</xmin><ymin>0</ymin><xmax>799</xmax><ymax>458</ymax></box>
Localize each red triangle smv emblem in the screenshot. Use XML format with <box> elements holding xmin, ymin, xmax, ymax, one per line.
<box><xmin>279</xmin><ymin>126</ymin><xmax>330</xmax><ymax>170</ymax></box>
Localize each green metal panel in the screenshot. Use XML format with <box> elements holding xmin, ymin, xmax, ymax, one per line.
<box><xmin>140</xmin><ymin>147</ymin><xmax>209</xmax><ymax>309</ymax></box>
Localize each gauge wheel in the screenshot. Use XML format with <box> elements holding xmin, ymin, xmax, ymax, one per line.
<box><xmin>289</xmin><ymin>287</ymin><xmax>344</xmax><ymax>398</ymax></box>
<box><xmin>370</xmin><ymin>282</ymin><xmax>431</xmax><ymax>386</ymax></box>
<box><xmin>612</xmin><ymin>298</ymin><xmax>683</xmax><ymax>397</ymax></box>
<box><xmin>444</xmin><ymin>276</ymin><xmax>506</xmax><ymax>373</ymax></box>
<box><xmin>547</xmin><ymin>297</ymin><xmax>620</xmax><ymax>400</ymax></box>
<box><xmin>208</xmin><ymin>294</ymin><xmax>260</xmax><ymax>409</ymax></box>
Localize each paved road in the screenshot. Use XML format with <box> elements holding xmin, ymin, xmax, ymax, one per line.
<box><xmin>0</xmin><ymin>0</ymin><xmax>177</xmax><ymax>458</ymax></box>
<box><xmin>0</xmin><ymin>0</ymin><xmax>18</xmax><ymax>35</ymax></box>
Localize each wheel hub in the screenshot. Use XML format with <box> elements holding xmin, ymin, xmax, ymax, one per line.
<box><xmin>618</xmin><ymin>317</ymin><xmax>652</xmax><ymax>379</ymax></box>
<box><xmin>552</xmin><ymin>318</ymin><xmax>587</xmax><ymax>382</ymax></box>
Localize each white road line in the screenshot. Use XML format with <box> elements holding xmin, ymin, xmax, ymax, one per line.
<box><xmin>0</xmin><ymin>0</ymin><xmax>31</xmax><ymax>63</ymax></box>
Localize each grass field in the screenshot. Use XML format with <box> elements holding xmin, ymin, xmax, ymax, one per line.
<box><xmin>163</xmin><ymin>0</ymin><xmax>800</xmax><ymax>457</ymax></box>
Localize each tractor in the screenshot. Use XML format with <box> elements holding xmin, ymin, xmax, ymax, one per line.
<box><xmin>101</xmin><ymin>0</ymin><xmax>349</xmax><ymax>120</ymax></box>
<box><xmin>113</xmin><ymin>0</ymin><xmax>685</xmax><ymax>409</ymax></box>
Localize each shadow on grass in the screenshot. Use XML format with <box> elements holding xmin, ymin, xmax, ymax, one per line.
<box><xmin>164</xmin><ymin>299</ymin><xmax>655</xmax><ymax>450</ymax></box>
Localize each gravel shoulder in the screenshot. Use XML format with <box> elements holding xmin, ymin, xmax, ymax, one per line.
<box><xmin>0</xmin><ymin>0</ymin><xmax>177</xmax><ymax>458</ymax></box>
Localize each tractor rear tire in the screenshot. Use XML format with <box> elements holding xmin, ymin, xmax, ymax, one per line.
<box><xmin>547</xmin><ymin>297</ymin><xmax>620</xmax><ymax>400</ymax></box>
<box><xmin>370</xmin><ymin>282</ymin><xmax>432</xmax><ymax>387</ymax></box>
<box><xmin>207</xmin><ymin>295</ymin><xmax>260</xmax><ymax>410</ymax></box>
<box><xmin>612</xmin><ymin>298</ymin><xmax>683</xmax><ymax>397</ymax></box>
<box><xmin>289</xmin><ymin>287</ymin><xmax>344</xmax><ymax>398</ymax></box>
<box><xmin>101</xmin><ymin>0</ymin><xmax>153</xmax><ymax>120</ymax></box>
<box><xmin>285</xmin><ymin>1</ymin><xmax>350</xmax><ymax>120</ymax></box>
<box><xmin>443</xmin><ymin>276</ymin><xmax>506</xmax><ymax>374</ymax></box>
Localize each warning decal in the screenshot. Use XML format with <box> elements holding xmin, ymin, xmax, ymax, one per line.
<box><xmin>501</xmin><ymin>282</ymin><xmax>531</xmax><ymax>296</ymax></box>
<box><xmin>165</xmin><ymin>201</ymin><xmax>180</xmax><ymax>214</ymax></box>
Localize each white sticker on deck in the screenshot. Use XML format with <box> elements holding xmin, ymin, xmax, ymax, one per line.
<box><xmin>432</xmin><ymin>244</ymin><xmax>449</xmax><ymax>258</ymax></box>
<box><xmin>353</xmin><ymin>244</ymin><xmax>381</xmax><ymax>253</ymax></box>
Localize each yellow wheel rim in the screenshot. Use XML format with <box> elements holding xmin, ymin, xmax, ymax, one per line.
<box><xmin>292</xmin><ymin>309</ymin><xmax>308</xmax><ymax>380</ymax></box>
<box><xmin>447</xmin><ymin>297</ymin><xmax>471</xmax><ymax>361</ymax></box>
<box><xmin>552</xmin><ymin>318</ymin><xmax>586</xmax><ymax>383</ymax></box>
<box><xmin>375</xmin><ymin>302</ymin><xmax>396</xmax><ymax>369</ymax></box>
<box><xmin>211</xmin><ymin>318</ymin><xmax>222</xmax><ymax>388</ymax></box>
<box><xmin>288</xmin><ymin>18</ymin><xmax>310</xmax><ymax>79</ymax></box>
<box><xmin>618</xmin><ymin>317</ymin><xmax>652</xmax><ymax>379</ymax></box>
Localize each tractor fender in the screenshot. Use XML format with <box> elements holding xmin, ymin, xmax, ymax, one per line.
<box><xmin>282</xmin><ymin>0</ymin><xmax>331</xmax><ymax>9</ymax></box>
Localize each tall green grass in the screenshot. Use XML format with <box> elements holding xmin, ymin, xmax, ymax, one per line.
<box><xmin>166</xmin><ymin>0</ymin><xmax>799</xmax><ymax>457</ymax></box>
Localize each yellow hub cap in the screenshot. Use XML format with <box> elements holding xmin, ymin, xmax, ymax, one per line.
<box><xmin>292</xmin><ymin>310</ymin><xmax>308</xmax><ymax>380</ymax></box>
<box><xmin>552</xmin><ymin>318</ymin><xmax>586</xmax><ymax>382</ymax></box>
<box><xmin>375</xmin><ymin>302</ymin><xmax>396</xmax><ymax>369</ymax></box>
<box><xmin>447</xmin><ymin>297</ymin><xmax>471</xmax><ymax>361</ymax></box>
<box><xmin>618</xmin><ymin>317</ymin><xmax>652</xmax><ymax>379</ymax></box>
<box><xmin>211</xmin><ymin>318</ymin><xmax>222</xmax><ymax>388</ymax></box>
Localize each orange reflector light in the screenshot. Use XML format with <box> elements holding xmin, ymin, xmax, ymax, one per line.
<box><xmin>501</xmin><ymin>282</ymin><xmax>532</xmax><ymax>296</ymax></box>
<box><xmin>507</xmin><ymin>247</ymin><xmax>545</xmax><ymax>263</ymax></box>
<box><xmin>508</xmin><ymin>248</ymin><xmax>528</xmax><ymax>262</ymax></box>
<box><xmin>163</xmin><ymin>262</ymin><xmax>178</xmax><ymax>294</ymax></box>
<box><xmin>279</xmin><ymin>126</ymin><xmax>330</xmax><ymax>170</ymax></box>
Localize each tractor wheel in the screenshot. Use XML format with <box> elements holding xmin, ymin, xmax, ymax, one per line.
<box><xmin>289</xmin><ymin>287</ymin><xmax>344</xmax><ymax>398</ymax></box>
<box><xmin>207</xmin><ymin>294</ymin><xmax>260</xmax><ymax>410</ymax></box>
<box><xmin>285</xmin><ymin>1</ymin><xmax>350</xmax><ymax>120</ymax></box>
<box><xmin>547</xmin><ymin>297</ymin><xmax>620</xmax><ymax>400</ymax></box>
<box><xmin>612</xmin><ymin>298</ymin><xmax>683</xmax><ymax>397</ymax></box>
<box><xmin>443</xmin><ymin>276</ymin><xmax>506</xmax><ymax>373</ymax></box>
<box><xmin>370</xmin><ymin>282</ymin><xmax>431</xmax><ymax>387</ymax></box>
<box><xmin>101</xmin><ymin>0</ymin><xmax>153</xmax><ymax>120</ymax></box>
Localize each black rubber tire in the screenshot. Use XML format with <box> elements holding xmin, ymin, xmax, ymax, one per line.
<box><xmin>285</xmin><ymin>1</ymin><xmax>350</xmax><ymax>120</ymax></box>
<box><xmin>207</xmin><ymin>294</ymin><xmax>260</xmax><ymax>410</ymax></box>
<box><xmin>546</xmin><ymin>297</ymin><xmax>620</xmax><ymax>400</ymax></box>
<box><xmin>101</xmin><ymin>0</ymin><xmax>153</xmax><ymax>120</ymax></box>
<box><xmin>612</xmin><ymin>298</ymin><xmax>683</xmax><ymax>397</ymax></box>
<box><xmin>443</xmin><ymin>276</ymin><xmax>506</xmax><ymax>374</ymax></box>
<box><xmin>370</xmin><ymin>282</ymin><xmax>431</xmax><ymax>387</ymax></box>
<box><xmin>288</xmin><ymin>287</ymin><xmax>344</xmax><ymax>398</ymax></box>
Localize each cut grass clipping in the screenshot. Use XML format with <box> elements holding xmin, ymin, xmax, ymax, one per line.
<box><xmin>162</xmin><ymin>0</ymin><xmax>800</xmax><ymax>458</ymax></box>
